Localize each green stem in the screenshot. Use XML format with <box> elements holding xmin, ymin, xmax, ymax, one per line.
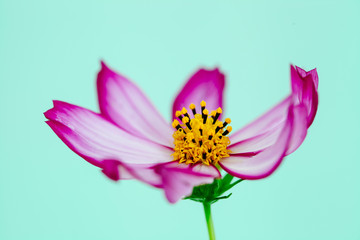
<box><xmin>203</xmin><ymin>202</ymin><xmax>216</xmax><ymax>240</ymax></box>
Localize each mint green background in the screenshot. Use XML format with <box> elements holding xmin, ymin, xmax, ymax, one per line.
<box><xmin>1</xmin><ymin>0</ymin><xmax>359</xmax><ymax>239</ymax></box>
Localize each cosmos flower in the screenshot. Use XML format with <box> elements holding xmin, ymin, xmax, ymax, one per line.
<box><xmin>44</xmin><ymin>62</ymin><xmax>318</xmax><ymax>203</ymax></box>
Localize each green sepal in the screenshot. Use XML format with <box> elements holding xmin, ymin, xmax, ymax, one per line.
<box><xmin>184</xmin><ymin>174</ymin><xmax>244</xmax><ymax>204</ymax></box>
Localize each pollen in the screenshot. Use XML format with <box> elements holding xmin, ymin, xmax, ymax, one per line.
<box><xmin>172</xmin><ymin>101</ymin><xmax>232</xmax><ymax>166</ymax></box>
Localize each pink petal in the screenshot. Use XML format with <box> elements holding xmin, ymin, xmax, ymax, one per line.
<box><xmin>100</xmin><ymin>159</ymin><xmax>164</xmax><ymax>185</ymax></box>
<box><xmin>229</xmin><ymin>96</ymin><xmax>292</xmax><ymax>144</ymax></box>
<box><xmin>103</xmin><ymin>160</ymin><xmax>220</xmax><ymax>202</ymax></box>
<box><xmin>229</xmin><ymin>104</ymin><xmax>308</xmax><ymax>155</ymax></box>
<box><xmin>44</xmin><ymin>101</ymin><xmax>173</xmax><ymax>168</ymax></box>
<box><xmin>154</xmin><ymin>162</ymin><xmax>219</xmax><ymax>203</ymax></box>
<box><xmin>97</xmin><ymin>62</ymin><xmax>174</xmax><ymax>147</ymax></box>
<box><xmin>107</xmin><ymin>161</ymin><xmax>163</xmax><ymax>187</ymax></box>
<box><xmin>220</xmin><ymin>105</ymin><xmax>295</xmax><ymax>180</ymax></box>
<box><xmin>228</xmin><ymin>65</ymin><xmax>318</xmax><ymax>155</ymax></box>
<box><xmin>285</xmin><ymin>104</ymin><xmax>308</xmax><ymax>155</ymax></box>
<box><xmin>172</xmin><ymin>68</ymin><xmax>225</xmax><ymax>120</ymax></box>
<box><xmin>291</xmin><ymin>65</ymin><xmax>319</xmax><ymax>127</ymax></box>
<box><xmin>191</xmin><ymin>163</ymin><xmax>221</xmax><ymax>178</ymax></box>
<box><xmin>101</xmin><ymin>160</ymin><xmax>131</xmax><ymax>181</ymax></box>
<box><xmin>228</xmin><ymin>124</ymin><xmax>284</xmax><ymax>154</ymax></box>
<box><xmin>295</xmin><ymin>66</ymin><xmax>318</xmax><ymax>90</ymax></box>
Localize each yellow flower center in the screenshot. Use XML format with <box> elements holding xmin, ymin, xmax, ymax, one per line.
<box><xmin>172</xmin><ymin>101</ymin><xmax>232</xmax><ymax>166</ymax></box>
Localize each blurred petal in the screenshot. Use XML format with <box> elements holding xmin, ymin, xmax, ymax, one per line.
<box><xmin>155</xmin><ymin>162</ymin><xmax>219</xmax><ymax>203</ymax></box>
<box><xmin>229</xmin><ymin>96</ymin><xmax>292</xmax><ymax>144</ymax></box>
<box><xmin>229</xmin><ymin>104</ymin><xmax>308</xmax><ymax>155</ymax></box>
<box><xmin>228</xmin><ymin>124</ymin><xmax>283</xmax><ymax>154</ymax></box>
<box><xmin>44</xmin><ymin>101</ymin><xmax>173</xmax><ymax>168</ymax></box>
<box><xmin>97</xmin><ymin>62</ymin><xmax>173</xmax><ymax>147</ymax></box>
<box><xmin>285</xmin><ymin>104</ymin><xmax>308</xmax><ymax>155</ymax></box>
<box><xmin>101</xmin><ymin>160</ymin><xmax>132</xmax><ymax>181</ymax></box>
<box><xmin>295</xmin><ymin>66</ymin><xmax>318</xmax><ymax>90</ymax></box>
<box><xmin>172</xmin><ymin>68</ymin><xmax>225</xmax><ymax>120</ymax></box>
<box><xmin>291</xmin><ymin>65</ymin><xmax>319</xmax><ymax>126</ymax></box>
<box><xmin>191</xmin><ymin>163</ymin><xmax>221</xmax><ymax>178</ymax></box>
<box><xmin>220</xmin><ymin>105</ymin><xmax>295</xmax><ymax>179</ymax></box>
<box><xmin>229</xmin><ymin>65</ymin><xmax>318</xmax><ymax>155</ymax></box>
<box><xmin>103</xmin><ymin>161</ymin><xmax>163</xmax><ymax>186</ymax></box>
<box><xmin>106</xmin><ymin>161</ymin><xmax>220</xmax><ymax>199</ymax></box>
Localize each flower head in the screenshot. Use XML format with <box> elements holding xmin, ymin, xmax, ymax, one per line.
<box><xmin>44</xmin><ymin>62</ymin><xmax>318</xmax><ymax>203</ymax></box>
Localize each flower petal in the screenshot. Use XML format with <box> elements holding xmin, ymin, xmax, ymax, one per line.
<box><xmin>220</xmin><ymin>105</ymin><xmax>295</xmax><ymax>179</ymax></box>
<box><xmin>229</xmin><ymin>65</ymin><xmax>318</xmax><ymax>154</ymax></box>
<box><xmin>97</xmin><ymin>62</ymin><xmax>174</xmax><ymax>147</ymax></box>
<box><xmin>104</xmin><ymin>161</ymin><xmax>163</xmax><ymax>187</ymax></box>
<box><xmin>172</xmin><ymin>68</ymin><xmax>225</xmax><ymax>120</ymax></box>
<box><xmin>154</xmin><ymin>162</ymin><xmax>219</xmax><ymax>203</ymax></box>
<box><xmin>105</xmin><ymin>161</ymin><xmax>220</xmax><ymax>202</ymax></box>
<box><xmin>191</xmin><ymin>163</ymin><xmax>221</xmax><ymax>178</ymax></box>
<box><xmin>229</xmin><ymin>96</ymin><xmax>292</xmax><ymax>144</ymax></box>
<box><xmin>229</xmin><ymin>104</ymin><xmax>308</xmax><ymax>156</ymax></box>
<box><xmin>100</xmin><ymin>160</ymin><xmax>164</xmax><ymax>184</ymax></box>
<box><xmin>291</xmin><ymin>65</ymin><xmax>319</xmax><ymax>127</ymax></box>
<box><xmin>44</xmin><ymin>101</ymin><xmax>173</xmax><ymax>168</ymax></box>
<box><xmin>285</xmin><ymin>104</ymin><xmax>308</xmax><ymax>155</ymax></box>
<box><xmin>228</xmin><ymin>124</ymin><xmax>283</xmax><ymax>154</ymax></box>
<box><xmin>295</xmin><ymin>66</ymin><xmax>318</xmax><ymax>90</ymax></box>
<box><xmin>101</xmin><ymin>160</ymin><xmax>132</xmax><ymax>181</ymax></box>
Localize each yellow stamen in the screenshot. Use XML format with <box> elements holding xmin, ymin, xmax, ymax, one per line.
<box><xmin>172</xmin><ymin>119</ymin><xmax>182</xmax><ymax>131</ymax></box>
<box><xmin>181</xmin><ymin>107</ymin><xmax>190</xmax><ymax>119</ymax></box>
<box><xmin>181</xmin><ymin>107</ymin><xmax>188</xmax><ymax>115</ymax></box>
<box><xmin>172</xmin><ymin>102</ymin><xmax>231</xmax><ymax>166</ymax></box>
<box><xmin>189</xmin><ymin>103</ymin><xmax>197</xmax><ymax>115</ymax></box>
<box><xmin>175</xmin><ymin>111</ymin><xmax>182</xmax><ymax>118</ymax></box>
<box><xmin>172</xmin><ymin>119</ymin><xmax>180</xmax><ymax>128</ymax></box>
<box><xmin>223</xmin><ymin>118</ymin><xmax>231</xmax><ymax>128</ymax></box>
<box><xmin>215</xmin><ymin>122</ymin><xmax>223</xmax><ymax>133</ymax></box>
<box><xmin>212</xmin><ymin>107</ymin><xmax>222</xmax><ymax>124</ymax></box>
<box><xmin>223</xmin><ymin>126</ymin><xmax>232</xmax><ymax>136</ymax></box>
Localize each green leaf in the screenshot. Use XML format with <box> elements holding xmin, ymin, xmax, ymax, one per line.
<box><xmin>184</xmin><ymin>174</ymin><xmax>244</xmax><ymax>204</ymax></box>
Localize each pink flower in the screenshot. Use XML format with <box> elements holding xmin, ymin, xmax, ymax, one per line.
<box><xmin>44</xmin><ymin>62</ymin><xmax>318</xmax><ymax>203</ymax></box>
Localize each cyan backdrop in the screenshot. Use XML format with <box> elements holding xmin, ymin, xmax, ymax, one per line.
<box><xmin>1</xmin><ymin>0</ymin><xmax>359</xmax><ymax>239</ymax></box>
